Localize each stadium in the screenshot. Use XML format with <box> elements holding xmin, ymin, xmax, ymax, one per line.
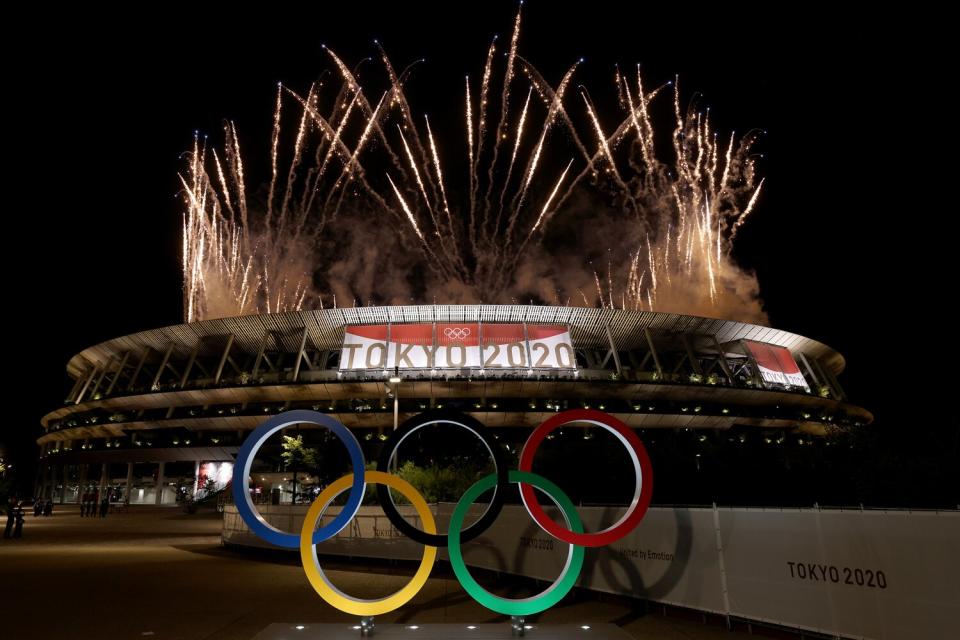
<box><xmin>36</xmin><ymin>304</ymin><xmax>871</xmax><ymax>504</ymax></box>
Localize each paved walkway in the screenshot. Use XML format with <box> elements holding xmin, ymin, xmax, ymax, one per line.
<box><xmin>0</xmin><ymin>508</ymin><xmax>747</xmax><ymax>639</ymax></box>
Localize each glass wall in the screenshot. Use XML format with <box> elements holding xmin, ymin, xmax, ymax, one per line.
<box><xmin>128</xmin><ymin>462</ymin><xmax>157</xmax><ymax>504</ymax></box>
<box><xmin>165</xmin><ymin>462</ymin><xmax>198</xmax><ymax>505</ymax></box>
<box><xmin>100</xmin><ymin>463</ymin><xmax>128</xmax><ymax>504</ymax></box>
<box><xmin>63</xmin><ymin>465</ymin><xmax>81</xmax><ymax>503</ymax></box>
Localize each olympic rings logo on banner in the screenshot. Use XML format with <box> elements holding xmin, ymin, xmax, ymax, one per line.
<box><xmin>232</xmin><ymin>408</ymin><xmax>653</xmax><ymax>617</ymax></box>
<box><xmin>443</xmin><ymin>326</ymin><xmax>472</xmax><ymax>340</ymax></box>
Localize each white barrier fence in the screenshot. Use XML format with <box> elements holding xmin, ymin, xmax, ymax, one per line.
<box><xmin>223</xmin><ymin>504</ymin><xmax>959</xmax><ymax>639</ymax></box>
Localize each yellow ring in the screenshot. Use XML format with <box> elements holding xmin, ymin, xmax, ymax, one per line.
<box><xmin>299</xmin><ymin>470</ymin><xmax>437</xmax><ymax>616</ymax></box>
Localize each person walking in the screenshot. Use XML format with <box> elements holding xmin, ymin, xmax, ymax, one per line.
<box><xmin>79</xmin><ymin>492</ymin><xmax>87</xmax><ymax>517</ymax></box>
<box><xmin>99</xmin><ymin>496</ymin><xmax>109</xmax><ymax>518</ymax></box>
<box><xmin>12</xmin><ymin>506</ymin><xmax>24</xmax><ymax>539</ymax></box>
<box><xmin>33</xmin><ymin>498</ymin><xmax>42</xmax><ymax>517</ymax></box>
<box><xmin>43</xmin><ymin>499</ymin><xmax>53</xmax><ymax>517</ymax></box>
<box><xmin>3</xmin><ymin>497</ymin><xmax>16</xmax><ymax>539</ymax></box>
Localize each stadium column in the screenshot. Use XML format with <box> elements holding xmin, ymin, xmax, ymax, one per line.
<box><xmin>125</xmin><ymin>463</ymin><xmax>134</xmax><ymax>502</ymax></box>
<box><xmin>65</xmin><ymin>374</ymin><xmax>85</xmax><ymax>404</ymax></box>
<box><xmin>78</xmin><ymin>462</ymin><xmax>87</xmax><ymax>499</ymax></box>
<box><xmin>192</xmin><ymin>461</ymin><xmax>200</xmax><ymax>497</ymax></box>
<box><xmin>644</xmin><ymin>328</ymin><xmax>664</xmax><ymax>376</ymax></box>
<box><xmin>155</xmin><ymin>462</ymin><xmax>165</xmax><ymax>505</ymax></box>
<box><xmin>98</xmin><ymin>463</ymin><xmax>107</xmax><ymax>498</ymax></box>
<box><xmin>605</xmin><ymin>323</ymin><xmax>623</xmax><ymax>377</ymax></box>
<box><xmin>75</xmin><ymin>366</ymin><xmax>99</xmax><ymax>404</ymax></box>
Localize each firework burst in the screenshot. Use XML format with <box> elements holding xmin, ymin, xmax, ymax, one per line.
<box><xmin>181</xmin><ymin>6</ymin><xmax>764</xmax><ymax>323</ymax></box>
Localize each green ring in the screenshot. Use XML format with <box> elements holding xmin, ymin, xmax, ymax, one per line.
<box><xmin>448</xmin><ymin>470</ymin><xmax>585</xmax><ymax>616</ymax></box>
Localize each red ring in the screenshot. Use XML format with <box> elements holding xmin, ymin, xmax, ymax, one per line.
<box><xmin>518</xmin><ymin>409</ymin><xmax>653</xmax><ymax>547</ymax></box>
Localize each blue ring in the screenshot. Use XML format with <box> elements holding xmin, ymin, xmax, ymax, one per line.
<box><xmin>232</xmin><ymin>410</ymin><xmax>366</xmax><ymax>548</ymax></box>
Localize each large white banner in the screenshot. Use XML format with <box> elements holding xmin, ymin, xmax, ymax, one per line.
<box><xmin>224</xmin><ymin>505</ymin><xmax>960</xmax><ymax>640</ymax></box>
<box><xmin>718</xmin><ymin>508</ymin><xmax>959</xmax><ymax>639</ymax></box>
<box><xmin>339</xmin><ymin>323</ymin><xmax>575</xmax><ymax>370</ymax></box>
<box><xmin>743</xmin><ymin>340</ymin><xmax>811</xmax><ymax>391</ymax></box>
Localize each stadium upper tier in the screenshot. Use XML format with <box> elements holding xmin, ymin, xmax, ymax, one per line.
<box><xmin>39</xmin><ymin>305</ymin><xmax>871</xmax><ymax>456</ymax></box>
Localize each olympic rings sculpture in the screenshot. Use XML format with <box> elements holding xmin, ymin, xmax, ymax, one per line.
<box><xmin>233</xmin><ymin>407</ymin><xmax>653</xmax><ymax>617</ymax></box>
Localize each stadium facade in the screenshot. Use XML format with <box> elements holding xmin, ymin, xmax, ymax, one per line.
<box><xmin>36</xmin><ymin>305</ymin><xmax>871</xmax><ymax>504</ymax></box>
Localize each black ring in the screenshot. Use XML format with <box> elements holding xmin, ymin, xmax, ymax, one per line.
<box><xmin>376</xmin><ymin>409</ymin><xmax>508</xmax><ymax>547</ymax></box>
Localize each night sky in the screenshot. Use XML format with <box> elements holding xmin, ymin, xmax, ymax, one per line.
<box><xmin>7</xmin><ymin>3</ymin><xmax>937</xmax><ymax>496</ymax></box>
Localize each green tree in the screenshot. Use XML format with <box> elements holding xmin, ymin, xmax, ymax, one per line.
<box><xmin>392</xmin><ymin>460</ymin><xmax>489</xmax><ymax>504</ymax></box>
<box><xmin>282</xmin><ymin>434</ymin><xmax>318</xmax><ymax>504</ymax></box>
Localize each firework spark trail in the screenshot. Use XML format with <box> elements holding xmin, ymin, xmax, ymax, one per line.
<box><xmin>424</xmin><ymin>116</ymin><xmax>457</xmax><ymax>248</ymax></box>
<box><xmin>374</xmin><ymin>50</ymin><xmax>482</xmax><ymax>259</ymax></box>
<box><xmin>664</xmin><ymin>222</ymin><xmax>673</xmax><ymax>287</ymax></box>
<box><xmin>615</xmin><ymin>65</ymin><xmax>627</xmax><ymax>109</ymax></box>
<box><xmin>287</xmin><ymin>89</ymin><xmax>369</xmax><ymax>192</ymax></box>
<box><xmin>183</xmin><ymin>7</ymin><xmax>764</xmax><ymax>322</ymax></box>
<box><xmin>719</xmin><ymin>132</ymin><xmax>734</xmax><ymax>196</ymax></box>
<box><xmin>323</xmin><ymin>47</ymin><xmax>408</xmax><ymax>180</ymax></box>
<box><xmin>387</xmin><ymin>173</ymin><xmax>425</xmax><ymax>243</ymax></box>
<box><xmin>647</xmin><ymin>236</ymin><xmax>658</xmax><ymax>293</ymax></box>
<box><xmin>471</xmin><ymin>38</ymin><xmax>497</xmax><ymax>248</ymax></box>
<box><xmin>212</xmin><ymin>150</ymin><xmax>235</xmax><ymax>224</ymax></box>
<box><xmin>398</xmin><ymin>125</ymin><xmax>437</xmax><ymax>226</ymax></box>
<box><xmin>364</xmin><ymin>52</ymin><xmax>463</xmax><ymax>277</ymax></box>
<box><xmin>182</xmin><ymin>84</ymin><xmax>388</xmax><ymax>321</ymax></box>
<box><xmin>183</xmin><ymin>138</ymin><xmax>259</xmax><ymax>321</ymax></box>
<box><xmin>511</xmin><ymin>122</ymin><xmax>546</xmax><ymax>226</ymax></box>
<box><xmin>622</xmin><ymin>75</ymin><xmax>653</xmax><ymax>173</ymax></box>
<box><xmin>300</xmin><ymin>91</ymin><xmax>359</xmax><ymax>226</ymax></box>
<box><xmin>607</xmin><ymin>253</ymin><xmax>614</xmax><ymax>309</ymax></box>
<box><xmin>400</xmin><ymin>117</ymin><xmax>464</xmax><ymax>276</ymax></box>
<box><xmin>278</xmin><ymin>83</ymin><xmax>315</xmax><ymax>242</ymax></box>
<box><xmin>182</xmin><ymin>146</ymin><xmax>199</xmax><ymax>323</ymax></box>
<box><xmin>548</xmin><ymin>79</ymin><xmax>669</xmax><ymax>219</ymax></box>
<box><xmin>377</xmin><ymin>45</ymin><xmax>438</xmax><ymax>204</ymax></box>
<box><xmin>528</xmin><ymin>159</ymin><xmax>573</xmax><ymax>237</ymax></box>
<box><xmin>266</xmin><ymin>84</ymin><xmax>283</xmax><ymax>230</ymax></box>
<box><xmin>358</xmin><ymin>11</ymin><xmax>586</xmax><ymax>294</ymax></box>
<box><xmin>499</xmin><ymin>87</ymin><xmax>533</xmax><ymax>210</ymax></box>
<box><xmin>482</xmin><ymin>8</ymin><xmax>522</xmax><ymax>228</ymax></box>
<box><xmin>503</xmin><ymin>64</ymin><xmax>582</xmax><ymax>243</ymax></box>
<box><xmin>326</xmin><ymin>92</ymin><xmax>388</xmax><ymax>215</ymax></box>
<box><xmin>517</xmin><ymin>70</ymin><xmax>762</xmax><ymax>314</ymax></box>
<box><xmin>297</xmin><ymin>79</ymin><xmax>326</xmax><ymax>216</ymax></box>
<box><xmin>510</xmin><ymin>61</ymin><xmax>590</xmax><ymax>226</ymax></box>
<box><xmin>226</xmin><ymin>124</ymin><xmax>250</xmax><ymax>240</ymax></box>
<box><xmin>731</xmin><ymin>178</ymin><xmax>764</xmax><ymax>241</ymax></box>
<box><xmin>519</xmin><ymin>59</ymin><xmax>594</xmax><ymax>166</ymax></box>
<box><xmin>672</xmin><ymin>77</ymin><xmax>694</xmax><ymax>187</ymax></box>
<box><xmin>465</xmin><ymin>76</ymin><xmax>476</xmax><ymax>250</ymax></box>
<box><xmin>581</xmin><ymin>89</ymin><xmax>633</xmax><ymax>199</ymax></box>
<box><xmin>698</xmin><ymin>199</ymin><xmax>716</xmax><ymax>304</ymax></box>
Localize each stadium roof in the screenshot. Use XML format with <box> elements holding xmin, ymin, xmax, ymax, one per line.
<box><xmin>67</xmin><ymin>305</ymin><xmax>845</xmax><ymax>379</ymax></box>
